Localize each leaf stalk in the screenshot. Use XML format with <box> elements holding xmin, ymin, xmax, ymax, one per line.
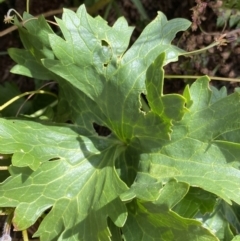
<box><xmin>0</xmin><ymin>90</ymin><xmax>57</xmax><ymax>111</ymax></box>
<box><xmin>165</xmin><ymin>75</ymin><xmax>240</xmax><ymax>82</ymax></box>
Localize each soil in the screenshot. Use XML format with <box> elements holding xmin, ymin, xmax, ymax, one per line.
<box><xmin>0</xmin><ymin>0</ymin><xmax>240</xmax><ymax>239</ymax></box>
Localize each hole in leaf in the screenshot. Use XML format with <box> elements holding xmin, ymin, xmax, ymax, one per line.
<box><xmin>93</xmin><ymin>122</ymin><xmax>111</xmax><ymax>137</ymax></box>
<box><xmin>101</xmin><ymin>39</ymin><xmax>109</xmax><ymax>47</ymax></box>
<box><xmin>103</xmin><ymin>63</ymin><xmax>108</xmax><ymax>67</ymax></box>
<box><xmin>49</xmin><ymin>157</ymin><xmax>60</xmax><ymax>162</ymax></box>
<box><xmin>139</xmin><ymin>93</ymin><xmax>150</xmax><ymax>113</ymax></box>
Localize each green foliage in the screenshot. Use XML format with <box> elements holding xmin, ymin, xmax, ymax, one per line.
<box><xmin>130</xmin><ymin>0</ymin><xmax>149</xmax><ymax>20</ymax></box>
<box><xmin>214</xmin><ymin>0</ymin><xmax>240</xmax><ymax>27</ymax></box>
<box><xmin>222</xmin><ymin>0</ymin><xmax>240</xmax><ymax>9</ymax></box>
<box><xmin>1</xmin><ymin>4</ymin><xmax>240</xmax><ymax>241</ymax></box>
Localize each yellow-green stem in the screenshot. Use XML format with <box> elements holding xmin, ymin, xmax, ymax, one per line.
<box><xmin>0</xmin><ymin>90</ymin><xmax>57</xmax><ymax>111</ymax></box>
<box><xmin>23</xmin><ymin>17</ymin><xmax>59</xmax><ymax>27</ymax></box>
<box><xmin>165</xmin><ymin>75</ymin><xmax>240</xmax><ymax>82</ymax></box>
<box><xmin>22</xmin><ymin>229</ymin><xmax>29</xmax><ymax>241</ymax></box>
<box><xmin>181</xmin><ymin>41</ymin><xmax>221</xmax><ymax>57</ymax></box>
<box><xmin>26</xmin><ymin>0</ymin><xmax>29</xmax><ymax>13</ymax></box>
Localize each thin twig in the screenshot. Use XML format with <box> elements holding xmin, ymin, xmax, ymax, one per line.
<box><xmin>199</xmin><ymin>25</ymin><xmax>240</xmax><ymax>43</ymax></box>
<box><xmin>165</xmin><ymin>75</ymin><xmax>240</xmax><ymax>82</ymax></box>
<box><xmin>0</xmin><ymin>7</ymin><xmax>77</xmax><ymax>37</ymax></box>
<box><xmin>0</xmin><ymin>0</ymin><xmax>111</xmax><ymax>37</ymax></box>
<box><xmin>16</xmin><ymin>81</ymin><xmax>57</xmax><ymax>117</ymax></box>
<box><xmin>0</xmin><ymin>90</ymin><xmax>57</xmax><ymax>111</ymax></box>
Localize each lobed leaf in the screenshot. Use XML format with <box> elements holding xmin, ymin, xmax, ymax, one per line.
<box><xmin>133</xmin><ymin>76</ymin><xmax>240</xmax><ymax>205</ymax></box>
<box><xmin>2</xmin><ymin>4</ymin><xmax>240</xmax><ymax>241</ymax></box>
<box><xmin>122</xmin><ymin>180</ymin><xmax>217</xmax><ymax>241</ymax></box>
<box><xmin>0</xmin><ymin>119</ymin><xmax>128</xmax><ymax>240</ymax></box>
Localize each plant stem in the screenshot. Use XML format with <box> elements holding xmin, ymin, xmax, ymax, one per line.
<box><xmin>23</xmin><ymin>17</ymin><xmax>59</xmax><ymax>27</ymax></box>
<box><xmin>180</xmin><ymin>41</ymin><xmax>221</xmax><ymax>57</ymax></box>
<box><xmin>165</xmin><ymin>75</ymin><xmax>240</xmax><ymax>82</ymax></box>
<box><xmin>5</xmin><ymin>8</ymin><xmax>23</xmax><ymax>22</ymax></box>
<box><xmin>26</xmin><ymin>0</ymin><xmax>30</xmax><ymax>13</ymax></box>
<box><xmin>22</xmin><ymin>229</ymin><xmax>29</xmax><ymax>241</ymax></box>
<box><xmin>1</xmin><ymin>0</ymin><xmax>111</xmax><ymax>37</ymax></box>
<box><xmin>0</xmin><ymin>90</ymin><xmax>57</xmax><ymax>111</ymax></box>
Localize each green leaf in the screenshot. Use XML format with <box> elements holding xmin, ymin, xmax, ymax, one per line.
<box><xmin>122</xmin><ymin>181</ymin><xmax>218</xmax><ymax>241</ymax></box>
<box><xmin>123</xmin><ymin>11</ymin><xmax>190</xmax><ymax>65</ymax></box>
<box><xmin>9</xmin><ymin>7</ymin><xmax>190</xmax><ymax>143</ymax></box>
<box><xmin>0</xmin><ymin>119</ymin><xmax>128</xmax><ymax>240</ymax></box>
<box><xmin>209</xmin><ymin>85</ymin><xmax>227</xmax><ymax>103</ymax></box>
<box><xmin>145</xmin><ymin>53</ymin><xmax>186</xmax><ymax>121</ymax></box>
<box><xmin>3</xmin><ymin>3</ymin><xmax>240</xmax><ymax>240</ymax></box>
<box><xmin>194</xmin><ymin>200</ymin><xmax>235</xmax><ymax>241</ymax></box>
<box><xmin>39</xmin><ymin>6</ymin><xmax>190</xmax><ymax>143</ymax></box>
<box><xmin>173</xmin><ymin>187</ymin><xmax>217</xmax><ymax>218</ymax></box>
<box><xmin>232</xmin><ymin>236</ymin><xmax>240</xmax><ymax>241</ymax></box>
<box><xmin>220</xmin><ymin>201</ymin><xmax>240</xmax><ymax>234</ymax></box>
<box><xmin>9</xmin><ymin>48</ymin><xmax>55</xmax><ymax>80</ymax></box>
<box><xmin>136</xmin><ymin>76</ymin><xmax>240</xmax><ymax>205</ymax></box>
<box><xmin>108</xmin><ymin>219</ymin><xmax>123</xmax><ymax>241</ymax></box>
<box><xmin>9</xmin><ymin>13</ymin><xmax>58</xmax><ymax>80</ymax></box>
